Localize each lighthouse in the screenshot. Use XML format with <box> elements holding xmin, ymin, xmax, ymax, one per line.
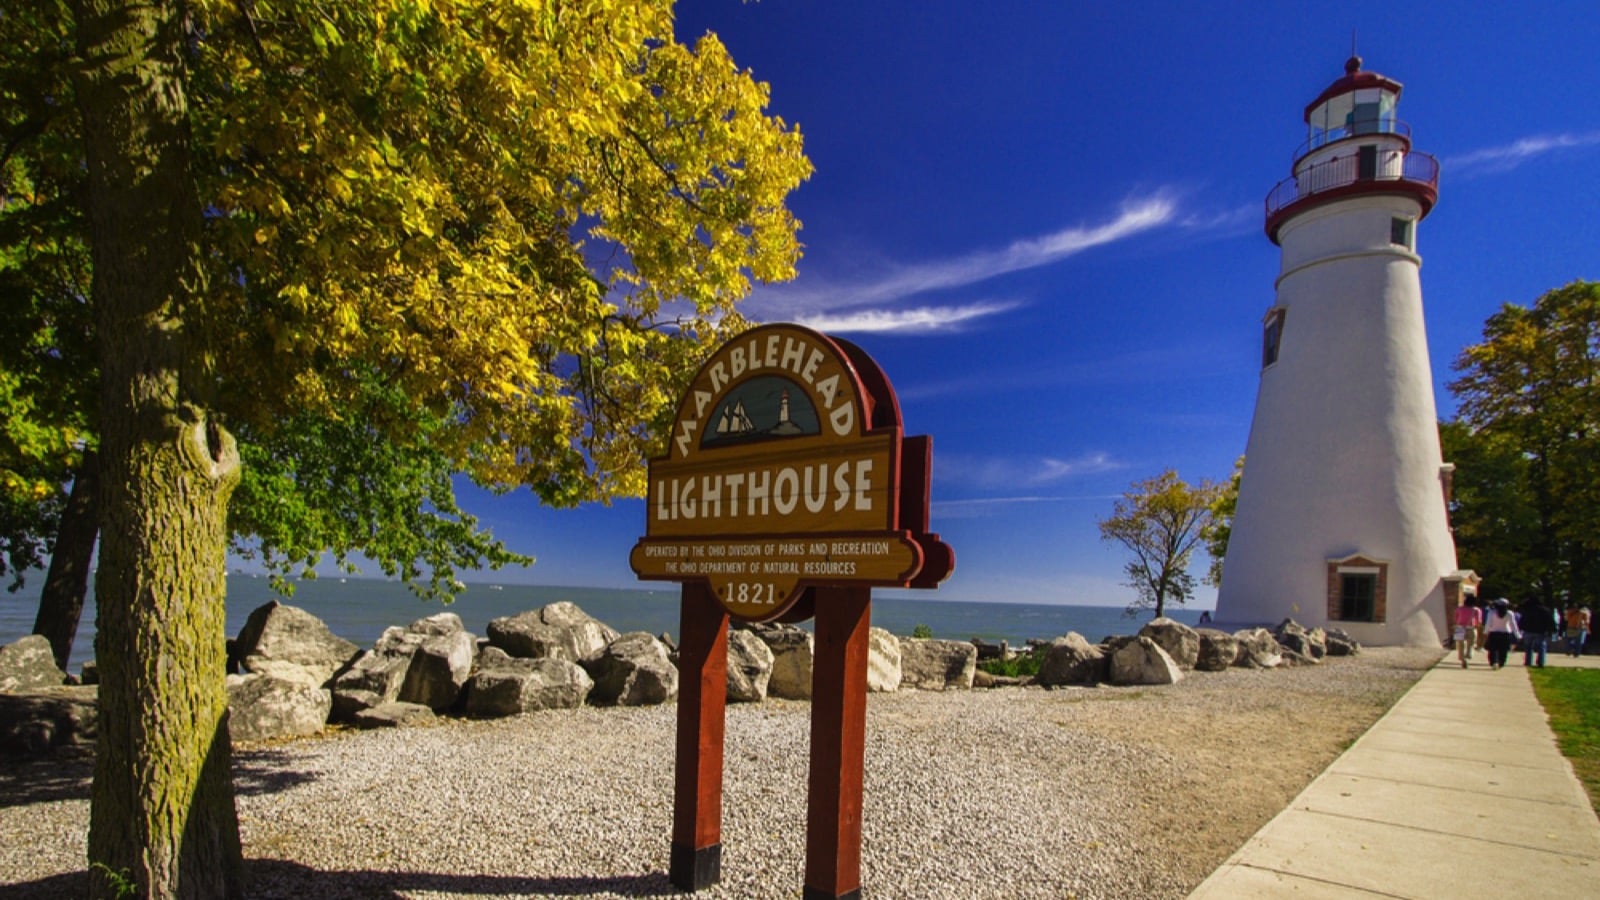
<box><xmin>1214</xmin><ymin>57</ymin><xmax>1470</xmax><ymax>647</ymax></box>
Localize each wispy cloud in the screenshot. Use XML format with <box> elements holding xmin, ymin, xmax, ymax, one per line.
<box><xmin>931</xmin><ymin>493</ymin><xmax>1122</xmax><ymax>519</ymax></box>
<box><xmin>750</xmin><ymin>193</ymin><xmax>1179</xmax><ymax>332</ymax></box>
<box><xmin>1179</xmin><ymin>203</ymin><xmax>1257</xmax><ymax>234</ymax></box>
<box><xmin>1446</xmin><ymin>131</ymin><xmax>1600</xmax><ymax>176</ymax></box>
<box><xmin>793</xmin><ymin>300</ymin><xmax>1023</xmax><ymax>334</ymax></box>
<box><xmin>939</xmin><ymin>452</ymin><xmax>1124</xmax><ymax>491</ymax></box>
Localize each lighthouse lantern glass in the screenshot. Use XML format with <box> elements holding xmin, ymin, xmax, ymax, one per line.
<box><xmin>1307</xmin><ymin>88</ymin><xmax>1398</xmax><ymax>150</ymax></box>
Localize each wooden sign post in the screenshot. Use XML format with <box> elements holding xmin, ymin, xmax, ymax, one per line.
<box><xmin>632</xmin><ymin>324</ymin><xmax>953</xmax><ymax>899</ymax></box>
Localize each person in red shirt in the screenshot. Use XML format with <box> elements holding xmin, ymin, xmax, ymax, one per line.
<box><xmin>1453</xmin><ymin>599</ymin><xmax>1483</xmax><ymax>669</ymax></box>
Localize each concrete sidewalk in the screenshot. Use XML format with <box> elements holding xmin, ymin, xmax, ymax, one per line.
<box><xmin>1189</xmin><ymin>648</ymin><xmax>1600</xmax><ymax>899</ymax></box>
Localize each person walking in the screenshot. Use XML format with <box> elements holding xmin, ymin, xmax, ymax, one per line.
<box><xmin>1453</xmin><ymin>598</ymin><xmax>1482</xmax><ymax>668</ymax></box>
<box><xmin>1482</xmin><ymin>598</ymin><xmax>1520</xmax><ymax>670</ymax></box>
<box><xmin>1520</xmin><ymin>597</ymin><xmax>1557</xmax><ymax>668</ymax></box>
<box><xmin>1567</xmin><ymin>606</ymin><xmax>1591</xmax><ymax>657</ymax></box>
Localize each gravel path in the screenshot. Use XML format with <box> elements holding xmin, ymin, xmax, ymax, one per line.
<box><xmin>0</xmin><ymin>647</ymin><xmax>1441</xmax><ymax>898</ymax></box>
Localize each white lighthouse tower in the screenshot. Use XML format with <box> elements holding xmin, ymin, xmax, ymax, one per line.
<box><xmin>1215</xmin><ymin>57</ymin><xmax>1467</xmax><ymax>647</ymax></box>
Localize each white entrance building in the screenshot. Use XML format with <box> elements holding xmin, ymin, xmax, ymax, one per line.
<box><xmin>1214</xmin><ymin>57</ymin><xmax>1472</xmax><ymax>647</ymax></box>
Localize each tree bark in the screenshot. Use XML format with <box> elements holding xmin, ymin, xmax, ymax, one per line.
<box><xmin>32</xmin><ymin>452</ymin><xmax>99</xmax><ymax>672</ymax></box>
<box><xmin>72</xmin><ymin>1</ymin><xmax>245</xmax><ymax>896</ymax></box>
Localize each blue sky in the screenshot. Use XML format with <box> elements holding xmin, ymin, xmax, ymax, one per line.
<box><xmin>433</xmin><ymin>2</ymin><xmax>1598</xmax><ymax>608</ymax></box>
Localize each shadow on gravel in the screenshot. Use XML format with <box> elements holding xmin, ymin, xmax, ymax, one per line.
<box><xmin>0</xmin><ymin>745</ymin><xmax>320</xmax><ymax>808</ymax></box>
<box><xmin>0</xmin><ymin>748</ymin><xmax>93</xmax><ymax>808</ymax></box>
<box><xmin>0</xmin><ymin>871</ymin><xmax>85</xmax><ymax>898</ymax></box>
<box><xmin>4</xmin><ymin>862</ymin><xmax>680</xmax><ymax>898</ymax></box>
<box><xmin>233</xmin><ymin>748</ymin><xmax>324</xmax><ymax>796</ymax></box>
<box><xmin>245</xmin><ymin>859</ymin><xmax>679</xmax><ymax>897</ymax></box>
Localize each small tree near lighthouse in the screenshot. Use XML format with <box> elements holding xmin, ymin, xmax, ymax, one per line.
<box><xmin>1099</xmin><ymin>470</ymin><xmax>1224</xmax><ymax>619</ymax></box>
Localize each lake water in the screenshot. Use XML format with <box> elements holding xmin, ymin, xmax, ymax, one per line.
<box><xmin>1</xmin><ymin>576</ymin><xmax>1207</xmax><ymax>674</ymax></box>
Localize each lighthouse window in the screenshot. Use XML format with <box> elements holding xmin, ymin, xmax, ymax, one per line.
<box><xmin>1339</xmin><ymin>573</ymin><xmax>1377</xmax><ymax>621</ymax></box>
<box><xmin>1351</xmin><ymin>101</ymin><xmax>1382</xmax><ymax>135</ymax></box>
<box><xmin>1262</xmin><ymin>309</ymin><xmax>1286</xmax><ymax>368</ymax></box>
<box><xmin>1327</xmin><ymin>559</ymin><xmax>1388</xmax><ymax>623</ymax></box>
<box><xmin>1390</xmin><ymin>217</ymin><xmax>1414</xmax><ymax>250</ymax></box>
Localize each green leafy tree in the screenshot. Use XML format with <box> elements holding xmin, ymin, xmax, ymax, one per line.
<box><xmin>15</xmin><ymin>0</ymin><xmax>811</xmax><ymax>895</ymax></box>
<box><xmin>1100</xmin><ymin>469</ymin><xmax>1224</xmax><ymax>619</ymax></box>
<box><xmin>1437</xmin><ymin>420</ymin><xmax>1544</xmax><ymax>599</ymax></box>
<box><xmin>1448</xmin><ymin>280</ymin><xmax>1600</xmax><ymax>606</ymax></box>
<box><xmin>1200</xmin><ymin>455</ymin><xmax>1242</xmax><ymax>589</ymax></box>
<box><xmin>228</xmin><ymin>372</ymin><xmax>530</xmax><ymax>601</ymax></box>
<box><xmin>0</xmin><ymin>0</ymin><xmax>100</xmax><ymax>670</ymax></box>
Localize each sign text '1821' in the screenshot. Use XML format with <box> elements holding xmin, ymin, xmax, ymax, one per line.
<box><xmin>723</xmin><ymin>582</ymin><xmax>781</xmax><ymax>606</ymax></box>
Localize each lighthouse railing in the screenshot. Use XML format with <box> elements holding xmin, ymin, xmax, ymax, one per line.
<box><xmin>1265</xmin><ymin>151</ymin><xmax>1439</xmax><ymax>220</ymax></box>
<box><xmin>1295</xmin><ymin>119</ymin><xmax>1412</xmax><ymax>161</ymax></box>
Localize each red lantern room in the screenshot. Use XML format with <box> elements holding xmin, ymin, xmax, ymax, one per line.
<box><xmin>1264</xmin><ymin>56</ymin><xmax>1439</xmax><ymax>244</ymax></box>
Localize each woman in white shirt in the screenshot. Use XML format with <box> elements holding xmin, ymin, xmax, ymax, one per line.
<box><xmin>1481</xmin><ymin>598</ymin><xmax>1521</xmax><ymax>670</ymax></box>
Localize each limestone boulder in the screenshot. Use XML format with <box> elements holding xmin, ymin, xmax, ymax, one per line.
<box><xmin>1195</xmin><ymin>628</ymin><xmax>1242</xmax><ymax>672</ymax></box>
<box><xmin>352</xmin><ymin>701</ymin><xmax>437</xmax><ymax>729</ymax></box>
<box><xmin>1324</xmin><ymin>628</ymin><xmax>1361</xmax><ymax>657</ymax></box>
<box><xmin>0</xmin><ymin>685</ymin><xmax>98</xmax><ymax>755</ymax></box>
<box><xmin>1274</xmin><ymin>619</ymin><xmax>1326</xmax><ymax>659</ymax></box>
<box><xmin>971</xmin><ymin>638</ymin><xmax>1008</xmax><ymax>661</ymax></box>
<box><xmin>226</xmin><ymin>674</ymin><xmax>331</xmax><ymax>742</ymax></box>
<box><xmin>0</xmin><ymin>635</ymin><xmax>67</xmax><ymax>693</ymax></box>
<box><xmin>397</xmin><ymin>628</ymin><xmax>477</xmax><ymax>712</ymax></box>
<box><xmin>899</xmin><ymin>638</ymin><xmax>977</xmax><ymax>691</ymax></box>
<box><xmin>1034</xmin><ymin>632</ymin><xmax>1107</xmax><ymax>687</ymax></box>
<box><xmin>465</xmin><ymin>651</ymin><xmax>594</xmax><ymax>717</ymax></box>
<box><xmin>1306</xmin><ymin>626</ymin><xmax>1329</xmax><ymax>659</ymax></box>
<box><xmin>486</xmin><ymin>601</ymin><xmax>619</xmax><ymax>662</ymax></box>
<box><xmin>330</xmin><ymin>637</ymin><xmax>413</xmax><ymax>721</ymax></box>
<box><xmin>331</xmin><ymin>617</ymin><xmax>478</xmax><ymax>720</ymax></box>
<box><xmin>867</xmin><ymin>627</ymin><xmax>902</xmax><ymax>693</ymax></box>
<box><xmin>584</xmin><ymin>632</ymin><xmax>678</xmax><ymax>706</ymax></box>
<box><xmin>1233</xmin><ymin>628</ymin><xmax>1284</xmax><ymax>669</ymax></box>
<box><xmin>1100</xmin><ymin>635</ymin><xmax>1138</xmax><ymax>656</ymax></box>
<box><xmin>726</xmin><ymin>629</ymin><xmax>774</xmax><ymax>703</ymax></box>
<box><xmin>1278</xmin><ymin>646</ymin><xmax>1320</xmax><ymax>666</ymax></box>
<box><xmin>973</xmin><ymin>670</ymin><xmax>1027</xmax><ymax>689</ymax></box>
<box><xmin>1109</xmin><ymin>636</ymin><xmax>1184</xmax><ymax>686</ymax></box>
<box><xmin>232</xmin><ymin>601</ymin><xmax>362</xmax><ymax>688</ymax></box>
<box><xmin>408</xmin><ymin>612</ymin><xmax>465</xmax><ymax>636</ymax></box>
<box><xmin>756</xmin><ymin>626</ymin><xmax>815</xmax><ymax>700</ymax></box>
<box><xmin>1138</xmin><ymin>618</ymin><xmax>1200</xmax><ymax>669</ymax></box>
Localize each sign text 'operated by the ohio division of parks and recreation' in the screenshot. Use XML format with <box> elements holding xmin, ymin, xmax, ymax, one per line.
<box><xmin>630</xmin><ymin>323</ymin><xmax>953</xmax><ymax>620</ymax></box>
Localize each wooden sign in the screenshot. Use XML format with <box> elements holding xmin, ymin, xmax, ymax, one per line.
<box><xmin>633</xmin><ymin>323</ymin><xmax>952</xmax><ymax>899</ymax></box>
<box><xmin>631</xmin><ymin>324</ymin><xmax>951</xmax><ymax>620</ymax></box>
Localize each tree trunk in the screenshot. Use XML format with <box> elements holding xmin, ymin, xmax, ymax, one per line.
<box><xmin>32</xmin><ymin>452</ymin><xmax>99</xmax><ymax>672</ymax></box>
<box><xmin>72</xmin><ymin>1</ymin><xmax>245</xmax><ymax>896</ymax></box>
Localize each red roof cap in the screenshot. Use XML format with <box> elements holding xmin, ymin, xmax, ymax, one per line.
<box><xmin>1303</xmin><ymin>56</ymin><xmax>1404</xmax><ymax>122</ymax></box>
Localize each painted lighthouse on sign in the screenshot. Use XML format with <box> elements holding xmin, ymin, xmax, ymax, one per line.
<box><xmin>1215</xmin><ymin>57</ymin><xmax>1473</xmax><ymax>647</ymax></box>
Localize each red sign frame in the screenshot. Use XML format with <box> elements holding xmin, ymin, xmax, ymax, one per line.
<box><xmin>634</xmin><ymin>323</ymin><xmax>952</xmax><ymax>898</ymax></box>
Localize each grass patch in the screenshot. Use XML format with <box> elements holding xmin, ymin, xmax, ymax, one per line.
<box><xmin>978</xmin><ymin>653</ymin><xmax>1043</xmax><ymax>678</ymax></box>
<box><xmin>1528</xmin><ymin>667</ymin><xmax>1600</xmax><ymax>816</ymax></box>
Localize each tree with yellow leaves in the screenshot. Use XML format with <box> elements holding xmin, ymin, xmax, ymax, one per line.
<box><xmin>17</xmin><ymin>0</ymin><xmax>810</xmax><ymax>894</ymax></box>
<box><xmin>1099</xmin><ymin>469</ymin><xmax>1224</xmax><ymax>620</ymax></box>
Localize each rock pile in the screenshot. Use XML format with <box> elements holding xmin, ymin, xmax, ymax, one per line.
<box><xmin>0</xmin><ymin>605</ymin><xmax>1358</xmax><ymax>751</ymax></box>
<box><xmin>1031</xmin><ymin>617</ymin><xmax>1360</xmax><ymax>687</ymax></box>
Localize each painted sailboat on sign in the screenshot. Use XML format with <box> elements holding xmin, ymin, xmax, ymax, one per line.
<box><xmin>702</xmin><ymin>376</ymin><xmax>819</xmax><ymax>448</ymax></box>
<box><xmin>716</xmin><ymin>400</ymin><xmax>755</xmax><ymax>435</ymax></box>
